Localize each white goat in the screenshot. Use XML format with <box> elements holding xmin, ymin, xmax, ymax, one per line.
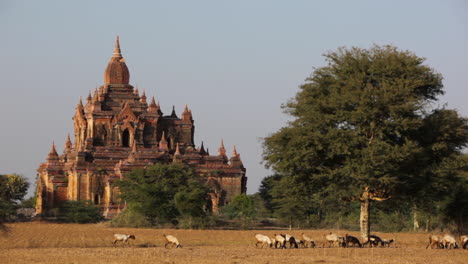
<box><xmin>301</xmin><ymin>233</ymin><xmax>316</xmax><ymax>248</ymax></box>
<box><xmin>274</xmin><ymin>234</ymin><xmax>287</xmax><ymax>249</ymax></box>
<box><xmin>325</xmin><ymin>233</ymin><xmax>345</xmax><ymax>248</ymax></box>
<box><xmin>112</xmin><ymin>234</ymin><xmax>135</xmax><ymax>245</ymax></box>
<box><xmin>255</xmin><ymin>234</ymin><xmax>273</xmax><ymax>248</ymax></box>
<box><xmin>426</xmin><ymin>235</ymin><xmax>443</xmax><ymax>249</ymax></box>
<box><xmin>461</xmin><ymin>235</ymin><xmax>468</xmax><ymax>249</ymax></box>
<box><xmin>441</xmin><ymin>234</ymin><xmax>458</xmax><ymax>249</ymax></box>
<box><xmin>163</xmin><ymin>234</ymin><xmax>182</xmax><ymax>248</ymax></box>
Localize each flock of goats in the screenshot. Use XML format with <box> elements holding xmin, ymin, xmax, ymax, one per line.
<box><xmin>255</xmin><ymin>233</ymin><xmax>468</xmax><ymax>250</ymax></box>
<box><xmin>112</xmin><ymin>232</ymin><xmax>468</xmax><ymax>250</ymax></box>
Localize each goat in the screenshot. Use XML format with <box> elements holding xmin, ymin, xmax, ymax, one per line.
<box><xmin>284</xmin><ymin>234</ymin><xmax>299</xmax><ymax>248</ymax></box>
<box><xmin>345</xmin><ymin>234</ymin><xmax>362</xmax><ymax>248</ymax></box>
<box><xmin>380</xmin><ymin>238</ymin><xmax>394</xmax><ymax>247</ymax></box>
<box><xmin>255</xmin><ymin>234</ymin><xmax>273</xmax><ymax>248</ymax></box>
<box><xmin>363</xmin><ymin>235</ymin><xmax>383</xmax><ymax>247</ymax></box>
<box><xmin>301</xmin><ymin>233</ymin><xmax>316</xmax><ymax>248</ymax></box>
<box><xmin>441</xmin><ymin>234</ymin><xmax>458</xmax><ymax>249</ymax></box>
<box><xmin>274</xmin><ymin>234</ymin><xmax>287</xmax><ymax>249</ymax></box>
<box><xmin>163</xmin><ymin>234</ymin><xmax>182</xmax><ymax>248</ymax></box>
<box><xmin>460</xmin><ymin>235</ymin><xmax>468</xmax><ymax>250</ymax></box>
<box><xmin>426</xmin><ymin>235</ymin><xmax>444</xmax><ymax>249</ymax></box>
<box><xmin>325</xmin><ymin>233</ymin><xmax>346</xmax><ymax>248</ymax></box>
<box><xmin>112</xmin><ymin>234</ymin><xmax>135</xmax><ymax>245</ymax></box>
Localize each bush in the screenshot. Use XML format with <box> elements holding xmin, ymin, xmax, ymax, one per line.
<box><xmin>59</xmin><ymin>201</ymin><xmax>103</xmax><ymax>223</ymax></box>
<box><xmin>109</xmin><ymin>203</ymin><xmax>151</xmax><ymax>228</ymax></box>
<box><xmin>176</xmin><ymin>215</ymin><xmax>215</xmax><ymax>229</ymax></box>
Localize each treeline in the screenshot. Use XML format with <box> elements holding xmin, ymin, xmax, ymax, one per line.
<box><xmin>1</xmin><ymin>160</ymin><xmax>466</xmax><ymax>232</ymax></box>
<box><xmin>256</xmin><ymin>155</ymin><xmax>468</xmax><ymax>233</ymax></box>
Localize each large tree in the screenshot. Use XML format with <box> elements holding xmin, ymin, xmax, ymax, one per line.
<box><xmin>263</xmin><ymin>45</ymin><xmax>467</xmax><ymax>240</ymax></box>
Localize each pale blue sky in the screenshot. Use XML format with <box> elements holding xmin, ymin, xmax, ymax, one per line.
<box><xmin>0</xmin><ymin>0</ymin><xmax>467</xmax><ymax>196</ymax></box>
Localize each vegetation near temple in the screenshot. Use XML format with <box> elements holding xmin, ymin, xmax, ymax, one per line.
<box><xmin>113</xmin><ymin>163</ymin><xmax>209</xmax><ymax>228</ymax></box>
<box><xmin>262</xmin><ymin>45</ymin><xmax>468</xmax><ymax>236</ymax></box>
<box><xmin>0</xmin><ymin>174</ymin><xmax>29</xmax><ymax>222</ymax></box>
<box><xmin>58</xmin><ymin>201</ymin><xmax>103</xmax><ymax>224</ymax></box>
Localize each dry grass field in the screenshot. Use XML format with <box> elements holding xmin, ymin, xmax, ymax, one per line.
<box><xmin>0</xmin><ymin>222</ymin><xmax>466</xmax><ymax>264</ymax></box>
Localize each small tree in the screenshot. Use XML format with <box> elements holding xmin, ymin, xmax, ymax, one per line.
<box><xmin>0</xmin><ymin>174</ymin><xmax>29</xmax><ymax>220</ymax></box>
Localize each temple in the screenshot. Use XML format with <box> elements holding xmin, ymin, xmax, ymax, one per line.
<box><xmin>36</xmin><ymin>36</ymin><xmax>247</xmax><ymax>218</ymax></box>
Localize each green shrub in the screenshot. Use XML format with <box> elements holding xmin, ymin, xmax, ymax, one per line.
<box><xmin>109</xmin><ymin>203</ymin><xmax>151</xmax><ymax>228</ymax></box>
<box><xmin>59</xmin><ymin>200</ymin><xmax>103</xmax><ymax>223</ymax></box>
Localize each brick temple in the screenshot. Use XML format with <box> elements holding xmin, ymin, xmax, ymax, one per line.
<box><xmin>36</xmin><ymin>36</ymin><xmax>247</xmax><ymax>218</ymax></box>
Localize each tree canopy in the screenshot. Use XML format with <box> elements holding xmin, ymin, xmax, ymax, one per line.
<box><xmin>0</xmin><ymin>174</ymin><xmax>29</xmax><ymax>221</ymax></box>
<box><xmin>58</xmin><ymin>200</ymin><xmax>103</xmax><ymax>223</ymax></box>
<box><xmin>262</xmin><ymin>45</ymin><xmax>468</xmax><ymax>237</ymax></box>
<box><xmin>115</xmin><ymin>163</ymin><xmax>209</xmax><ymax>227</ymax></box>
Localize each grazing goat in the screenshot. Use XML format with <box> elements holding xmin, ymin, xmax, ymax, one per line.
<box><xmin>163</xmin><ymin>234</ymin><xmax>182</xmax><ymax>248</ymax></box>
<box><xmin>362</xmin><ymin>235</ymin><xmax>383</xmax><ymax>247</ymax></box>
<box><xmin>255</xmin><ymin>234</ymin><xmax>273</xmax><ymax>248</ymax></box>
<box><xmin>460</xmin><ymin>235</ymin><xmax>468</xmax><ymax>250</ymax></box>
<box><xmin>284</xmin><ymin>234</ymin><xmax>299</xmax><ymax>248</ymax></box>
<box><xmin>345</xmin><ymin>234</ymin><xmax>362</xmax><ymax>248</ymax></box>
<box><xmin>441</xmin><ymin>234</ymin><xmax>458</xmax><ymax>249</ymax></box>
<box><xmin>380</xmin><ymin>238</ymin><xmax>394</xmax><ymax>247</ymax></box>
<box><xmin>301</xmin><ymin>233</ymin><xmax>316</xmax><ymax>248</ymax></box>
<box><xmin>426</xmin><ymin>235</ymin><xmax>444</xmax><ymax>249</ymax></box>
<box><xmin>325</xmin><ymin>233</ymin><xmax>346</xmax><ymax>248</ymax></box>
<box><xmin>112</xmin><ymin>234</ymin><xmax>135</xmax><ymax>245</ymax></box>
<box><xmin>274</xmin><ymin>234</ymin><xmax>287</xmax><ymax>249</ymax></box>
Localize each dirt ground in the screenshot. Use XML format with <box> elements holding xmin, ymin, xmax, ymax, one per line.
<box><xmin>0</xmin><ymin>222</ymin><xmax>466</xmax><ymax>264</ymax></box>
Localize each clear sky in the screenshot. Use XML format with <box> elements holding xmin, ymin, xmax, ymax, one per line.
<box><xmin>1</xmin><ymin>0</ymin><xmax>467</xmax><ymax>196</ymax></box>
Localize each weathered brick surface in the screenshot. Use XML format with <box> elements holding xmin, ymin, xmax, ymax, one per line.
<box><xmin>36</xmin><ymin>37</ymin><xmax>247</xmax><ymax>218</ymax></box>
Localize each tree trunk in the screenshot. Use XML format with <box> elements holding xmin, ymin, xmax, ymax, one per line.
<box><xmin>360</xmin><ymin>191</ymin><xmax>370</xmax><ymax>242</ymax></box>
<box><xmin>413</xmin><ymin>206</ymin><xmax>419</xmax><ymax>231</ymax></box>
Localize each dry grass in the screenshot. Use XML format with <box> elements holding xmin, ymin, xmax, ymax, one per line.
<box><xmin>0</xmin><ymin>222</ymin><xmax>466</xmax><ymax>263</ymax></box>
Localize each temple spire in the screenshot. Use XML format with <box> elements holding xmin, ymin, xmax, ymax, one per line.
<box><xmin>112</xmin><ymin>35</ymin><xmax>122</xmax><ymax>58</ymax></box>
<box><xmin>182</xmin><ymin>104</ymin><xmax>192</xmax><ymax>121</ymax></box>
<box><xmin>148</xmin><ymin>96</ymin><xmax>158</xmax><ymax>113</ymax></box>
<box><xmin>232</xmin><ymin>145</ymin><xmax>238</xmax><ymax>157</ymax></box>
<box><xmin>218</xmin><ymin>139</ymin><xmax>226</xmax><ymax>156</ymax></box>
<box><xmin>47</xmin><ymin>142</ymin><xmax>59</xmax><ymax>162</ymax></box>
<box><xmin>50</xmin><ymin>142</ymin><xmax>57</xmax><ymax>155</ymax></box>
<box><xmin>170</xmin><ymin>106</ymin><xmax>178</xmax><ymax>118</ymax></box>
<box><xmin>150</xmin><ymin>97</ymin><xmax>156</xmax><ymax>107</ymax></box>
<box><xmin>140</xmin><ymin>90</ymin><xmax>147</xmax><ymax>104</ymax></box>
<box><xmin>199</xmin><ymin>141</ymin><xmax>207</xmax><ymax>155</ymax></box>
<box><xmin>64</xmin><ymin>134</ymin><xmax>72</xmax><ymax>150</ymax></box>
